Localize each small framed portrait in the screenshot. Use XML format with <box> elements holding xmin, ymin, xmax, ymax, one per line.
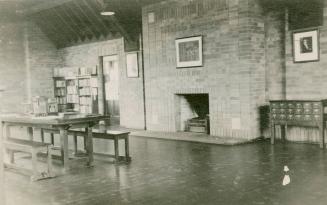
<box><xmin>293</xmin><ymin>29</ymin><xmax>319</xmax><ymax>63</ymax></box>
<box><xmin>126</xmin><ymin>52</ymin><xmax>139</xmax><ymax>78</ymax></box>
<box><xmin>175</xmin><ymin>36</ymin><xmax>203</xmax><ymax>68</ymax></box>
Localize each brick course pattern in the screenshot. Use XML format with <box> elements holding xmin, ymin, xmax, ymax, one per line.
<box><xmin>142</xmin><ymin>0</ymin><xmax>267</xmax><ymax>139</ymax></box>
<box><xmin>26</xmin><ymin>21</ymin><xmax>61</xmax><ymax>99</ymax></box>
<box><xmin>0</xmin><ymin>21</ymin><xmax>27</xmax><ymax>113</ymax></box>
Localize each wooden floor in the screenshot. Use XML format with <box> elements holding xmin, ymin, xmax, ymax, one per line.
<box><xmin>4</xmin><ymin>136</ymin><xmax>327</xmax><ymax>205</ymax></box>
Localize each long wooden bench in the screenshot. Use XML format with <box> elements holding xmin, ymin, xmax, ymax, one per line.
<box><xmin>42</xmin><ymin>128</ymin><xmax>131</xmax><ymax>163</ymax></box>
<box><xmin>3</xmin><ymin>138</ymin><xmax>55</xmax><ymax>181</ymax></box>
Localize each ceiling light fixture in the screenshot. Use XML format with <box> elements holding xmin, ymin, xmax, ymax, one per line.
<box><xmin>101</xmin><ymin>11</ymin><xmax>115</xmax><ymax>16</ymax></box>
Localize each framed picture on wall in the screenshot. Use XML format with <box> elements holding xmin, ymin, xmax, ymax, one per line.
<box><xmin>175</xmin><ymin>36</ymin><xmax>203</xmax><ymax>68</ymax></box>
<box><xmin>126</xmin><ymin>52</ymin><xmax>139</xmax><ymax>78</ymax></box>
<box><xmin>293</xmin><ymin>29</ymin><xmax>319</xmax><ymax>63</ymax></box>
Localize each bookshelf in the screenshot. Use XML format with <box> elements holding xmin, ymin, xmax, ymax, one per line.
<box><xmin>78</xmin><ymin>76</ymin><xmax>92</xmax><ymax>114</ymax></box>
<box><xmin>53</xmin><ymin>77</ymin><xmax>67</xmax><ymax>112</ymax></box>
<box><xmin>66</xmin><ymin>77</ymin><xmax>79</xmax><ymax>112</ymax></box>
<box><xmin>53</xmin><ymin>67</ymin><xmax>98</xmax><ymax>114</ymax></box>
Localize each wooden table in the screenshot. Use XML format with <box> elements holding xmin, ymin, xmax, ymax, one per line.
<box><xmin>0</xmin><ymin>114</ymin><xmax>108</xmax><ymax>172</ymax></box>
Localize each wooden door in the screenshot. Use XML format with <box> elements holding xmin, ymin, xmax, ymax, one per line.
<box><xmin>103</xmin><ymin>55</ymin><xmax>120</xmax><ymax>125</ymax></box>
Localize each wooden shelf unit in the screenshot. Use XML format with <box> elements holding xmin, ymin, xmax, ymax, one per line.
<box><xmin>270</xmin><ymin>100</ymin><xmax>327</xmax><ymax>148</ymax></box>
<box><xmin>53</xmin><ymin>77</ymin><xmax>67</xmax><ymax>112</ymax></box>
<box><xmin>66</xmin><ymin>78</ymin><xmax>79</xmax><ymax>112</ymax></box>
<box><xmin>53</xmin><ymin>66</ymin><xmax>98</xmax><ymax>114</ymax></box>
<box><xmin>77</xmin><ymin>75</ymin><xmax>98</xmax><ymax>114</ymax></box>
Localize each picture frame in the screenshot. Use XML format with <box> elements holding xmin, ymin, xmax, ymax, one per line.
<box><xmin>293</xmin><ymin>29</ymin><xmax>319</xmax><ymax>63</ymax></box>
<box><xmin>126</xmin><ymin>52</ymin><xmax>139</xmax><ymax>78</ymax></box>
<box><xmin>175</xmin><ymin>36</ymin><xmax>203</xmax><ymax>68</ymax></box>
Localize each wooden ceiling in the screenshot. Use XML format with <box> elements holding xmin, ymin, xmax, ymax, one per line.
<box><xmin>0</xmin><ymin>0</ymin><xmax>164</xmax><ymax>48</ymax></box>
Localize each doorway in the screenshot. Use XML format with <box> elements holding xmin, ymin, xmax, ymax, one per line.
<box><xmin>103</xmin><ymin>55</ymin><xmax>120</xmax><ymax>125</ymax></box>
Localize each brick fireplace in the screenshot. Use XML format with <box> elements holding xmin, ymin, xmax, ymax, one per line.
<box><xmin>143</xmin><ymin>0</ymin><xmax>267</xmax><ymax>140</ymax></box>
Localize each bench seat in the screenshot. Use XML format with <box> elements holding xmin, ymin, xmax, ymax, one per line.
<box><xmin>42</xmin><ymin>128</ymin><xmax>131</xmax><ymax>163</ymax></box>
<box><xmin>3</xmin><ymin>138</ymin><xmax>55</xmax><ymax>181</ymax></box>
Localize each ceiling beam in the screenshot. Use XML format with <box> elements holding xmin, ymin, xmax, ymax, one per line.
<box><xmin>63</xmin><ymin>3</ymin><xmax>89</xmax><ymax>41</ymax></box>
<box><xmin>51</xmin><ymin>8</ymin><xmax>80</xmax><ymax>42</ymax></box>
<box><xmin>72</xmin><ymin>0</ymin><xmax>97</xmax><ymax>40</ymax></box>
<box><xmin>85</xmin><ymin>0</ymin><xmax>113</xmax><ymax>38</ymax></box>
<box><xmin>31</xmin><ymin>13</ymin><xmax>69</xmax><ymax>48</ymax></box>
<box><xmin>19</xmin><ymin>0</ymin><xmax>73</xmax><ymax>16</ymax></box>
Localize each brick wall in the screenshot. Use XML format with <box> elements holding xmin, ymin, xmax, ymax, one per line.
<box><xmin>0</xmin><ymin>20</ymin><xmax>60</xmax><ymax>113</ymax></box>
<box><xmin>265</xmin><ymin>11</ymin><xmax>286</xmax><ymax>101</ymax></box>
<box><xmin>25</xmin><ymin>21</ymin><xmax>61</xmax><ymax>99</ymax></box>
<box><xmin>142</xmin><ymin>0</ymin><xmax>267</xmax><ymax>139</ymax></box>
<box><xmin>58</xmin><ymin>39</ymin><xmax>145</xmax><ymax>129</ymax></box>
<box><xmin>0</xmin><ymin>21</ymin><xmax>27</xmax><ymax>113</ymax></box>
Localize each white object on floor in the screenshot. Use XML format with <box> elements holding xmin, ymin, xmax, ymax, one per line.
<box><xmin>282</xmin><ymin>174</ymin><xmax>290</xmax><ymax>186</ymax></box>
<box><xmin>284</xmin><ymin>165</ymin><xmax>290</xmax><ymax>172</ymax></box>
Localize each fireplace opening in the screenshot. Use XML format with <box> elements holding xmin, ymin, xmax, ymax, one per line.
<box><xmin>175</xmin><ymin>94</ymin><xmax>210</xmax><ymax>134</ymax></box>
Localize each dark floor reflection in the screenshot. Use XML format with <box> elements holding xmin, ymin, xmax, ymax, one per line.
<box><xmin>5</xmin><ymin>137</ymin><xmax>327</xmax><ymax>205</ymax></box>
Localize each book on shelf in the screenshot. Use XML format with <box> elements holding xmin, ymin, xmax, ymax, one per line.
<box><xmin>55</xmin><ymin>88</ymin><xmax>66</xmax><ymax>96</ymax></box>
<box><xmin>67</xmin><ymin>86</ymin><xmax>77</xmax><ymax>94</ymax></box>
<box><xmin>55</xmin><ymin>80</ymin><xmax>66</xmax><ymax>88</ymax></box>
<box><xmin>79</xmin><ymin>67</ymin><xmax>93</xmax><ymax>76</ymax></box>
<box><xmin>79</xmin><ymin>78</ymin><xmax>90</xmax><ymax>87</ymax></box>
<box><xmin>67</xmin><ymin>95</ymin><xmax>79</xmax><ymax>104</ymax></box>
<box><xmin>79</xmin><ymin>87</ymin><xmax>91</xmax><ymax>95</ymax></box>
<box><xmin>90</xmin><ymin>78</ymin><xmax>98</xmax><ymax>87</ymax></box>
<box><xmin>79</xmin><ymin>96</ymin><xmax>92</xmax><ymax>105</ymax></box>
<box><xmin>80</xmin><ymin>105</ymin><xmax>92</xmax><ymax>114</ymax></box>
<box><xmin>56</xmin><ymin>97</ymin><xmax>66</xmax><ymax>105</ymax></box>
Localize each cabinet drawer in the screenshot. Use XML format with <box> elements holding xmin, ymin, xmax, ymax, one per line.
<box><xmin>288</xmin><ymin>109</ymin><xmax>295</xmax><ymax>114</ymax></box>
<box><xmin>278</xmin><ymin>114</ymin><xmax>286</xmax><ymax>120</ymax></box>
<box><xmin>287</xmin><ymin>114</ymin><xmax>294</xmax><ymax>120</ymax></box>
<box><xmin>272</xmin><ymin>114</ymin><xmax>278</xmax><ymax>119</ymax></box>
<box><xmin>295</xmin><ymin>115</ymin><xmax>303</xmax><ymax>121</ymax></box>
<box><xmin>295</xmin><ymin>109</ymin><xmax>303</xmax><ymax>114</ymax></box>
<box><xmin>313</xmin><ymin>108</ymin><xmax>320</xmax><ymax>114</ymax></box>
<box><xmin>313</xmin><ymin>102</ymin><xmax>321</xmax><ymax>108</ymax></box>
<box><xmin>280</xmin><ymin>103</ymin><xmax>287</xmax><ymax>109</ymax></box>
<box><xmin>314</xmin><ymin>115</ymin><xmax>320</xmax><ymax>121</ymax></box>
<box><xmin>304</xmin><ymin>115</ymin><xmax>312</xmax><ymax>121</ymax></box>
<box><xmin>271</xmin><ymin>103</ymin><xmax>280</xmax><ymax>109</ymax></box>
<box><xmin>287</xmin><ymin>103</ymin><xmax>295</xmax><ymax>109</ymax></box>
<box><xmin>304</xmin><ymin>108</ymin><xmax>312</xmax><ymax>114</ymax></box>
<box><xmin>303</xmin><ymin>103</ymin><xmax>312</xmax><ymax>109</ymax></box>
<box><xmin>296</xmin><ymin>103</ymin><xmax>303</xmax><ymax>109</ymax></box>
<box><xmin>279</xmin><ymin>109</ymin><xmax>286</xmax><ymax>114</ymax></box>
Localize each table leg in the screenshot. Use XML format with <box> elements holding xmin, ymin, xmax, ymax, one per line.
<box><xmin>40</xmin><ymin>129</ymin><xmax>45</xmax><ymax>143</ymax></box>
<box><xmin>5</xmin><ymin>124</ymin><xmax>11</xmax><ymax>140</ymax></box>
<box><xmin>73</xmin><ymin>134</ymin><xmax>78</xmax><ymax>156</ymax></box>
<box><xmin>85</xmin><ymin>127</ymin><xmax>94</xmax><ymax>167</ymax></box>
<box><xmin>270</xmin><ymin>123</ymin><xmax>275</xmax><ymax>145</ymax></box>
<box><xmin>114</xmin><ymin>136</ymin><xmax>119</xmax><ymax>162</ymax></box>
<box><xmin>59</xmin><ymin>128</ymin><xmax>69</xmax><ymax>172</ymax></box>
<box><xmin>27</xmin><ymin>127</ymin><xmax>33</xmax><ymax>141</ymax></box>
<box><xmin>320</xmin><ymin>121</ymin><xmax>325</xmax><ymax>149</ymax></box>
<box><xmin>0</xmin><ymin>122</ymin><xmax>6</xmax><ymax>205</ymax></box>
<box><xmin>31</xmin><ymin>149</ymin><xmax>38</xmax><ymax>179</ymax></box>
<box><xmin>125</xmin><ymin>136</ymin><xmax>130</xmax><ymax>161</ymax></box>
<box><xmin>50</xmin><ymin>133</ymin><xmax>54</xmax><ymax>145</ymax></box>
<box><xmin>281</xmin><ymin>125</ymin><xmax>287</xmax><ymax>142</ymax></box>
